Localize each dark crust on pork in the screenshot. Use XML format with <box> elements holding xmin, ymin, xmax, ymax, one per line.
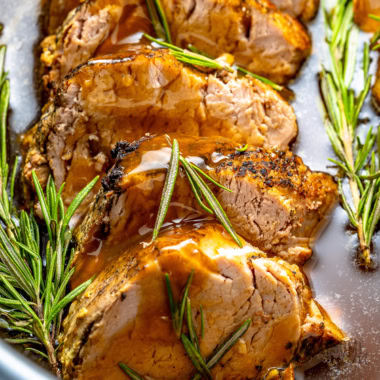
<box><xmin>23</xmin><ymin>49</ymin><xmax>298</xmax><ymax>209</ymax></box>
<box><xmin>74</xmin><ymin>134</ymin><xmax>337</xmax><ymax>266</ymax></box>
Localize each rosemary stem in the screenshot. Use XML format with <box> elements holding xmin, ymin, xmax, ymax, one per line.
<box><xmin>343</xmin><ymin>126</ymin><xmax>370</xmax><ymax>265</ymax></box>
<box><xmin>44</xmin><ymin>332</ymin><xmax>61</xmax><ymax>378</ymax></box>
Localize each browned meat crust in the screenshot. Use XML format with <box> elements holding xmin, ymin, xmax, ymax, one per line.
<box><xmin>74</xmin><ymin>134</ymin><xmax>337</xmax><ymax>266</ymax></box>
<box><xmin>45</xmin><ymin>0</ymin><xmax>82</xmax><ymax>34</ymax></box>
<box><xmin>270</xmin><ymin>0</ymin><xmax>319</xmax><ymax>21</ymax></box>
<box><xmin>60</xmin><ymin>222</ymin><xmax>344</xmax><ymax>380</ymax></box>
<box><xmin>23</xmin><ymin>49</ymin><xmax>297</xmax><ymax>214</ymax></box>
<box><xmin>40</xmin><ymin>0</ymin><xmax>311</xmax><ymax>90</ymax></box>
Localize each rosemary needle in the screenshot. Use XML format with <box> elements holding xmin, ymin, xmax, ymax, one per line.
<box><xmin>184</xmin><ymin>169</ymin><xmax>214</xmax><ymax>215</ymax></box>
<box><xmin>180</xmin><ymin>156</ymin><xmax>242</xmax><ymax>247</ymax></box>
<box><xmin>178</xmin><ymin>270</ymin><xmax>194</xmax><ymax>337</ymax></box>
<box><xmin>189</xmin><ymin>163</ymin><xmax>233</xmax><ymax>193</ymax></box>
<box><xmin>119</xmin><ymin>363</ymin><xmax>145</xmax><ymax>380</ymax></box>
<box><xmin>144</xmin><ymin>0</ymin><xmax>283</xmax><ymax>90</ymax></box>
<box><xmin>181</xmin><ymin>334</ymin><xmax>211</xmax><ymax>380</ymax></box>
<box><xmin>144</xmin><ymin>34</ymin><xmax>233</xmax><ymax>73</ymax></box>
<box><xmin>191</xmin><ymin>319</ymin><xmax>252</xmax><ymax>380</ymax></box>
<box><xmin>144</xmin><ymin>0</ymin><xmax>166</xmax><ymax>40</ymax></box>
<box><xmin>186</xmin><ymin>297</ymin><xmax>200</xmax><ymax>352</ymax></box>
<box><xmin>186</xmin><ymin>45</ymin><xmax>283</xmax><ymax>92</ymax></box>
<box><xmin>152</xmin><ymin>138</ymin><xmax>180</xmax><ymax>241</ymax></box>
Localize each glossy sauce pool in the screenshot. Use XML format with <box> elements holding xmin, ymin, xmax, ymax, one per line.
<box><xmin>2</xmin><ymin>1</ymin><xmax>380</xmax><ymax>379</ymax></box>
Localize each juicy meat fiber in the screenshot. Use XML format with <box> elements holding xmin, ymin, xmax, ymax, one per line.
<box><xmin>60</xmin><ymin>223</ymin><xmax>344</xmax><ymax>380</ymax></box>
<box><xmin>23</xmin><ymin>49</ymin><xmax>297</xmax><ymax>211</ymax></box>
<box><xmin>353</xmin><ymin>0</ymin><xmax>380</xmax><ymax>32</ymax></box>
<box><xmin>75</xmin><ymin>134</ymin><xmax>337</xmax><ymax>266</ymax></box>
<box><xmin>162</xmin><ymin>0</ymin><xmax>311</xmax><ymax>83</ymax></box>
<box><xmin>40</xmin><ymin>0</ymin><xmax>311</xmax><ymax>88</ymax></box>
<box><xmin>270</xmin><ymin>0</ymin><xmax>319</xmax><ymax>20</ymax></box>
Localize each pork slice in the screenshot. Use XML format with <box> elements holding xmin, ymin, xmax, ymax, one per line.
<box><xmin>60</xmin><ymin>222</ymin><xmax>344</xmax><ymax>380</ymax></box>
<box><xmin>74</xmin><ymin>134</ymin><xmax>337</xmax><ymax>267</ymax></box>
<box><xmin>40</xmin><ymin>0</ymin><xmax>311</xmax><ymax>89</ymax></box>
<box><xmin>269</xmin><ymin>0</ymin><xmax>319</xmax><ymax>21</ymax></box>
<box><xmin>24</xmin><ymin>49</ymin><xmax>297</xmax><ymax>213</ymax></box>
<box><xmin>162</xmin><ymin>0</ymin><xmax>311</xmax><ymax>83</ymax></box>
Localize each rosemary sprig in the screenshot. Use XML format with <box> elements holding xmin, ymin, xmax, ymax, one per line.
<box><xmin>235</xmin><ymin>66</ymin><xmax>283</xmax><ymax>91</ymax></box>
<box><xmin>118</xmin><ymin>271</ymin><xmax>252</xmax><ymax>380</ymax></box>
<box><xmin>145</xmin><ymin>33</ymin><xmax>282</xmax><ymax>91</ymax></box>
<box><xmin>321</xmin><ymin>0</ymin><xmax>380</xmax><ymax>266</ymax></box>
<box><xmin>191</xmin><ymin>319</ymin><xmax>251</xmax><ymax>380</ymax></box>
<box><xmin>180</xmin><ymin>156</ymin><xmax>242</xmax><ymax>247</ymax></box>
<box><xmin>144</xmin><ymin>0</ymin><xmax>171</xmax><ymax>42</ymax></box>
<box><xmin>142</xmin><ymin>2</ymin><xmax>282</xmax><ymax>91</ymax></box>
<box><xmin>0</xmin><ymin>46</ymin><xmax>98</xmax><ymax>377</ymax></box>
<box><xmin>152</xmin><ymin>138</ymin><xmax>179</xmax><ymax>241</ymax></box>
<box><xmin>185</xmin><ymin>45</ymin><xmax>284</xmax><ymax>91</ymax></box>
<box><xmin>144</xmin><ymin>34</ymin><xmax>234</xmax><ymax>73</ymax></box>
<box><xmin>152</xmin><ymin>138</ymin><xmax>242</xmax><ymax>247</ymax></box>
<box><xmin>165</xmin><ymin>270</ymin><xmax>194</xmax><ymax>338</ymax></box>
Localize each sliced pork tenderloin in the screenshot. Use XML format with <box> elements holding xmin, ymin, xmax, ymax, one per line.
<box><xmin>74</xmin><ymin>134</ymin><xmax>337</xmax><ymax>266</ymax></box>
<box><xmin>40</xmin><ymin>0</ymin><xmax>311</xmax><ymax>90</ymax></box>
<box><xmin>61</xmin><ymin>222</ymin><xmax>344</xmax><ymax>380</ymax></box>
<box><xmin>23</xmin><ymin>49</ymin><xmax>297</xmax><ymax>214</ymax></box>
<box><xmin>162</xmin><ymin>0</ymin><xmax>311</xmax><ymax>84</ymax></box>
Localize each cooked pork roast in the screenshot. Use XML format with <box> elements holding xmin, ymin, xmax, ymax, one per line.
<box><xmin>270</xmin><ymin>0</ymin><xmax>319</xmax><ymax>21</ymax></box>
<box><xmin>74</xmin><ymin>134</ymin><xmax>337</xmax><ymax>266</ymax></box>
<box><xmin>161</xmin><ymin>0</ymin><xmax>311</xmax><ymax>84</ymax></box>
<box><xmin>61</xmin><ymin>222</ymin><xmax>344</xmax><ymax>380</ymax></box>
<box><xmin>23</xmin><ymin>49</ymin><xmax>297</xmax><ymax>211</ymax></box>
<box><xmin>40</xmin><ymin>0</ymin><xmax>311</xmax><ymax>90</ymax></box>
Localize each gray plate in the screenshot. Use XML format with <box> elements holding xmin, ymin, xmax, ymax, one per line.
<box><xmin>1</xmin><ymin>0</ymin><xmax>380</xmax><ymax>379</ymax></box>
